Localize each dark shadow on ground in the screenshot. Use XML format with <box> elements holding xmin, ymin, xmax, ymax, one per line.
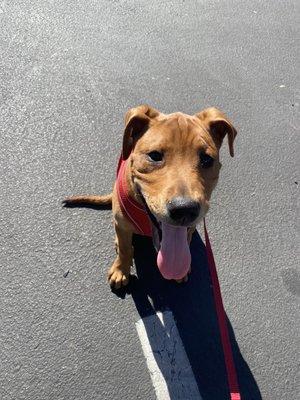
<box><xmin>117</xmin><ymin>231</ymin><xmax>262</xmax><ymax>400</ymax></box>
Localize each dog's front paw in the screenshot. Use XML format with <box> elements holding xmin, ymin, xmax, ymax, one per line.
<box><xmin>175</xmin><ymin>275</ymin><xmax>189</xmax><ymax>284</ymax></box>
<box><xmin>175</xmin><ymin>266</ymin><xmax>191</xmax><ymax>284</ymax></box>
<box><xmin>107</xmin><ymin>262</ymin><xmax>130</xmax><ymax>289</ymax></box>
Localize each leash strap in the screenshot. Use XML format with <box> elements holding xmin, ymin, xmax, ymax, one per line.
<box><xmin>203</xmin><ymin>219</ymin><xmax>241</xmax><ymax>400</ymax></box>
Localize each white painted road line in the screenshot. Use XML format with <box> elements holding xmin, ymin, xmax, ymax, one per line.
<box><xmin>136</xmin><ymin>311</ymin><xmax>202</xmax><ymax>400</ymax></box>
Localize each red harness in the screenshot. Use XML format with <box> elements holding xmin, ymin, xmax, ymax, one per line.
<box><xmin>116</xmin><ymin>157</ymin><xmax>152</xmax><ymax>236</ymax></box>
<box><xmin>116</xmin><ymin>156</ymin><xmax>241</xmax><ymax>399</ymax></box>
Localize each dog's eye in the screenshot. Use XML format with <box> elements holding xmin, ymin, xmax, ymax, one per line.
<box><xmin>147</xmin><ymin>151</ymin><xmax>163</xmax><ymax>162</ymax></box>
<box><xmin>200</xmin><ymin>153</ymin><xmax>214</xmax><ymax>168</ymax></box>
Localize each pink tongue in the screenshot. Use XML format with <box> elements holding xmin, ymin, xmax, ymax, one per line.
<box><xmin>157</xmin><ymin>222</ymin><xmax>191</xmax><ymax>280</ymax></box>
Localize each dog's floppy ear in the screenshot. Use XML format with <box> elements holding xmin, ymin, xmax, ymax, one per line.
<box><xmin>122</xmin><ymin>105</ymin><xmax>160</xmax><ymax>159</ymax></box>
<box><xmin>196</xmin><ymin>107</ymin><xmax>237</xmax><ymax>157</ymax></box>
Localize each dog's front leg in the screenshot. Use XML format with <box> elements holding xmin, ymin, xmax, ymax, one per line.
<box><xmin>175</xmin><ymin>226</ymin><xmax>196</xmax><ymax>283</ymax></box>
<box><xmin>107</xmin><ymin>223</ymin><xmax>133</xmax><ymax>289</ymax></box>
<box><xmin>188</xmin><ymin>226</ymin><xmax>196</xmax><ymax>245</ymax></box>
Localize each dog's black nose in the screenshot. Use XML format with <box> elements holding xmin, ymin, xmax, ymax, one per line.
<box><xmin>167</xmin><ymin>197</ymin><xmax>200</xmax><ymax>224</ymax></box>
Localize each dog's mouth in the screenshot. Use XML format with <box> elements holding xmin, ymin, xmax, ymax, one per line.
<box><xmin>138</xmin><ymin>190</ymin><xmax>192</xmax><ymax>281</ymax></box>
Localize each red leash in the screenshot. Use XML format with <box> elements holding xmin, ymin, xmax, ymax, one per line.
<box><xmin>204</xmin><ymin>219</ymin><xmax>241</xmax><ymax>400</ymax></box>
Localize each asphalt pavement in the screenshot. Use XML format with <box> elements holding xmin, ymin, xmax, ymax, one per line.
<box><xmin>0</xmin><ymin>1</ymin><xmax>299</xmax><ymax>399</ymax></box>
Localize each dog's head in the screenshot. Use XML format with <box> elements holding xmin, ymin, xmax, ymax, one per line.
<box><xmin>122</xmin><ymin>105</ymin><xmax>237</xmax><ymax>227</ymax></box>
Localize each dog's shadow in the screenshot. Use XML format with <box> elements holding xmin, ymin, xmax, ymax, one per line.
<box><xmin>116</xmin><ymin>231</ymin><xmax>262</xmax><ymax>400</ymax></box>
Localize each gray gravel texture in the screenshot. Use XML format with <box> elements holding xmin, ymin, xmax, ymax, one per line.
<box><xmin>0</xmin><ymin>1</ymin><xmax>299</xmax><ymax>400</ymax></box>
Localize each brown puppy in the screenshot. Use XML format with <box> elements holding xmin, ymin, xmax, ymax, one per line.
<box><xmin>64</xmin><ymin>105</ymin><xmax>237</xmax><ymax>288</ymax></box>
